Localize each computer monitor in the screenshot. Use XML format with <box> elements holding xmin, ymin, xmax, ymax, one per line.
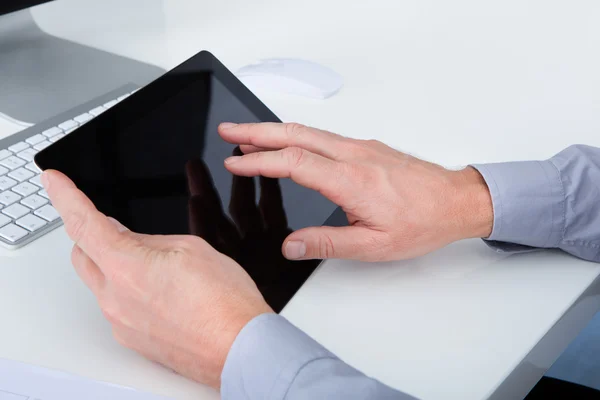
<box><xmin>0</xmin><ymin>1</ymin><xmax>164</xmax><ymax>124</ymax></box>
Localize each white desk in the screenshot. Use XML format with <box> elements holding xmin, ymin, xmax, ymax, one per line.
<box><xmin>1</xmin><ymin>0</ymin><xmax>600</xmax><ymax>399</ymax></box>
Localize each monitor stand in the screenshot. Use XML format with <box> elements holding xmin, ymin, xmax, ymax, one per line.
<box><xmin>0</xmin><ymin>9</ymin><xmax>165</xmax><ymax>124</ymax></box>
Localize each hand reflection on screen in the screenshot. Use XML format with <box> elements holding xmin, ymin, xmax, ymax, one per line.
<box><xmin>185</xmin><ymin>148</ymin><xmax>311</xmax><ymax>312</ymax></box>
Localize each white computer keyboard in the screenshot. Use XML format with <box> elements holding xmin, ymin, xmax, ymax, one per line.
<box><xmin>0</xmin><ymin>85</ymin><xmax>138</xmax><ymax>249</ymax></box>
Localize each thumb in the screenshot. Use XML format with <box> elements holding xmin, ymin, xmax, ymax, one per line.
<box><xmin>283</xmin><ymin>226</ymin><xmax>384</xmax><ymax>261</ymax></box>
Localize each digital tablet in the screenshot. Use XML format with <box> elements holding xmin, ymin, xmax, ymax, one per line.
<box><xmin>35</xmin><ymin>51</ymin><xmax>346</xmax><ymax>312</ymax></box>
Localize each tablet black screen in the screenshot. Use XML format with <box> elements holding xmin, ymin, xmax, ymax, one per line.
<box><xmin>35</xmin><ymin>52</ymin><xmax>344</xmax><ymax>312</ymax></box>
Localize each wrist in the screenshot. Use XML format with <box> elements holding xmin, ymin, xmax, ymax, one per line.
<box><xmin>450</xmin><ymin>167</ymin><xmax>494</xmax><ymax>240</ymax></box>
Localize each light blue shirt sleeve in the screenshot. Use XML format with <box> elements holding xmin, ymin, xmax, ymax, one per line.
<box><xmin>221</xmin><ymin>313</ymin><xmax>413</xmax><ymax>399</ymax></box>
<box><xmin>472</xmin><ymin>145</ymin><xmax>600</xmax><ymax>263</ymax></box>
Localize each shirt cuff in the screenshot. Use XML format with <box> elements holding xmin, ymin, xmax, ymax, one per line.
<box><xmin>471</xmin><ymin>160</ymin><xmax>565</xmax><ymax>249</ymax></box>
<box><xmin>221</xmin><ymin>313</ymin><xmax>336</xmax><ymax>400</ymax></box>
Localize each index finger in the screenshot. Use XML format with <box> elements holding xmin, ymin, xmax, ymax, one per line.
<box><xmin>224</xmin><ymin>147</ymin><xmax>350</xmax><ymax>205</ymax></box>
<box><xmin>219</xmin><ymin>122</ymin><xmax>346</xmax><ymax>160</ymax></box>
<box><xmin>42</xmin><ymin>170</ymin><xmax>132</xmax><ymax>267</ymax></box>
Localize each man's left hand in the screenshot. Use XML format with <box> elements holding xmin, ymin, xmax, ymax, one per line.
<box><xmin>42</xmin><ymin>170</ymin><xmax>273</xmax><ymax>389</ymax></box>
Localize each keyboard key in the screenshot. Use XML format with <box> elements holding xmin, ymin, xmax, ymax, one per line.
<box><xmin>74</xmin><ymin>113</ymin><xmax>93</xmax><ymax>124</ymax></box>
<box><xmin>0</xmin><ymin>165</ymin><xmax>7</xmax><ymax>175</ymax></box>
<box><xmin>89</xmin><ymin>106</ymin><xmax>106</xmax><ymax>116</ymax></box>
<box><xmin>30</xmin><ymin>175</ymin><xmax>43</xmax><ymax>187</ymax></box>
<box><xmin>42</xmin><ymin>127</ymin><xmax>63</xmax><ymax>138</ymax></box>
<box><xmin>58</xmin><ymin>120</ymin><xmax>79</xmax><ymax>131</ymax></box>
<box><xmin>0</xmin><ymin>156</ymin><xmax>26</xmax><ymax>170</ymax></box>
<box><xmin>0</xmin><ymin>223</ymin><xmax>28</xmax><ymax>242</ymax></box>
<box><xmin>0</xmin><ymin>214</ymin><xmax>10</xmax><ymax>228</ymax></box>
<box><xmin>26</xmin><ymin>134</ymin><xmax>46</xmax><ymax>145</ymax></box>
<box><xmin>117</xmin><ymin>94</ymin><xmax>130</xmax><ymax>101</ymax></box>
<box><xmin>65</xmin><ymin>128</ymin><xmax>77</xmax><ymax>134</ymax></box>
<box><xmin>21</xmin><ymin>194</ymin><xmax>47</xmax><ymax>210</ymax></box>
<box><xmin>0</xmin><ymin>149</ymin><xmax>12</xmax><ymax>160</ymax></box>
<box><xmin>25</xmin><ymin>163</ymin><xmax>40</xmax><ymax>173</ymax></box>
<box><xmin>38</xmin><ymin>189</ymin><xmax>49</xmax><ymax>199</ymax></box>
<box><xmin>35</xmin><ymin>204</ymin><xmax>60</xmax><ymax>222</ymax></box>
<box><xmin>49</xmin><ymin>133</ymin><xmax>65</xmax><ymax>143</ymax></box>
<box><xmin>16</xmin><ymin>214</ymin><xmax>46</xmax><ymax>232</ymax></box>
<box><xmin>104</xmin><ymin>99</ymin><xmax>118</xmax><ymax>108</ymax></box>
<box><xmin>12</xmin><ymin>182</ymin><xmax>39</xmax><ymax>197</ymax></box>
<box><xmin>34</xmin><ymin>141</ymin><xmax>52</xmax><ymax>151</ymax></box>
<box><xmin>8</xmin><ymin>168</ymin><xmax>35</xmax><ymax>182</ymax></box>
<box><xmin>0</xmin><ymin>176</ymin><xmax>17</xmax><ymax>191</ymax></box>
<box><xmin>16</xmin><ymin>148</ymin><xmax>38</xmax><ymax>162</ymax></box>
<box><xmin>2</xmin><ymin>203</ymin><xmax>30</xmax><ymax>219</ymax></box>
<box><xmin>0</xmin><ymin>191</ymin><xmax>21</xmax><ymax>206</ymax></box>
<box><xmin>8</xmin><ymin>142</ymin><xmax>29</xmax><ymax>153</ymax></box>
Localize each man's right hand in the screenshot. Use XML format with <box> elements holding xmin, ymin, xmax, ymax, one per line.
<box><xmin>219</xmin><ymin>122</ymin><xmax>494</xmax><ymax>262</ymax></box>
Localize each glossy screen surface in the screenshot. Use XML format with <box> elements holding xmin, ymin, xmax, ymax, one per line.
<box><xmin>36</xmin><ymin>54</ymin><xmax>344</xmax><ymax>311</ymax></box>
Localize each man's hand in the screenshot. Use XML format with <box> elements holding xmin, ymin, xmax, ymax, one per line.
<box><xmin>219</xmin><ymin>122</ymin><xmax>493</xmax><ymax>262</ymax></box>
<box><xmin>42</xmin><ymin>170</ymin><xmax>273</xmax><ymax>389</ymax></box>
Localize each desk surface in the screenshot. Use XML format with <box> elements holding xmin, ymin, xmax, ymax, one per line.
<box><xmin>1</xmin><ymin>1</ymin><xmax>600</xmax><ymax>399</ymax></box>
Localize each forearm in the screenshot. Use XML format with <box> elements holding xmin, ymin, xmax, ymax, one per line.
<box><xmin>221</xmin><ymin>314</ymin><xmax>414</xmax><ymax>400</ymax></box>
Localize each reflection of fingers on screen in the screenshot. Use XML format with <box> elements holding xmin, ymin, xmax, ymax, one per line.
<box><xmin>188</xmin><ymin>195</ymin><xmax>218</xmax><ymax>245</ymax></box>
<box><xmin>229</xmin><ymin>174</ymin><xmax>262</xmax><ymax>235</ymax></box>
<box><xmin>259</xmin><ymin>176</ymin><xmax>288</xmax><ymax>231</ymax></box>
<box><xmin>185</xmin><ymin>158</ymin><xmax>218</xmax><ymax>201</ymax></box>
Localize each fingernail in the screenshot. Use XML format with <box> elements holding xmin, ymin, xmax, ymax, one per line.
<box><xmin>225</xmin><ymin>156</ymin><xmax>241</xmax><ymax>164</ymax></box>
<box><xmin>220</xmin><ymin>122</ymin><xmax>238</xmax><ymax>130</ymax></box>
<box><xmin>108</xmin><ymin>217</ymin><xmax>129</xmax><ymax>233</ymax></box>
<box><xmin>285</xmin><ymin>241</ymin><xmax>306</xmax><ymax>260</ymax></box>
<box><xmin>41</xmin><ymin>171</ymin><xmax>50</xmax><ymax>190</ymax></box>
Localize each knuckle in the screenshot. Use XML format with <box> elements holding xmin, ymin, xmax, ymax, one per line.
<box><xmin>284</xmin><ymin>123</ymin><xmax>308</xmax><ymax>140</ymax></box>
<box><xmin>283</xmin><ymin>147</ymin><xmax>307</xmax><ymax>169</ymax></box>
<box><xmin>317</xmin><ymin>234</ymin><xmax>336</xmax><ymax>258</ymax></box>
<box><xmin>63</xmin><ymin>210</ymin><xmax>88</xmax><ymax>242</ymax></box>
<box><xmin>164</xmin><ymin>236</ymin><xmax>205</xmax><ymax>262</ymax></box>
<box><xmin>174</xmin><ymin>235</ymin><xmax>204</xmax><ymax>254</ymax></box>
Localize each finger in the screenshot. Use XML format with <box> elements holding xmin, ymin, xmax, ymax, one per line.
<box><xmin>71</xmin><ymin>244</ymin><xmax>105</xmax><ymax>295</ymax></box>
<box><xmin>229</xmin><ymin>148</ymin><xmax>262</xmax><ymax>236</ymax></box>
<box><xmin>42</xmin><ymin>170</ymin><xmax>134</xmax><ymax>267</ymax></box>
<box><xmin>219</xmin><ymin>122</ymin><xmax>345</xmax><ymax>160</ymax></box>
<box><xmin>225</xmin><ymin>147</ymin><xmax>348</xmax><ymax>204</ymax></box>
<box><xmin>259</xmin><ymin>177</ymin><xmax>288</xmax><ymax>232</ymax></box>
<box><xmin>282</xmin><ymin>226</ymin><xmax>387</xmax><ymax>261</ymax></box>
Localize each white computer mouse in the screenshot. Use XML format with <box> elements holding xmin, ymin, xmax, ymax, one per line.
<box><xmin>236</xmin><ymin>58</ymin><xmax>343</xmax><ymax>100</ymax></box>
